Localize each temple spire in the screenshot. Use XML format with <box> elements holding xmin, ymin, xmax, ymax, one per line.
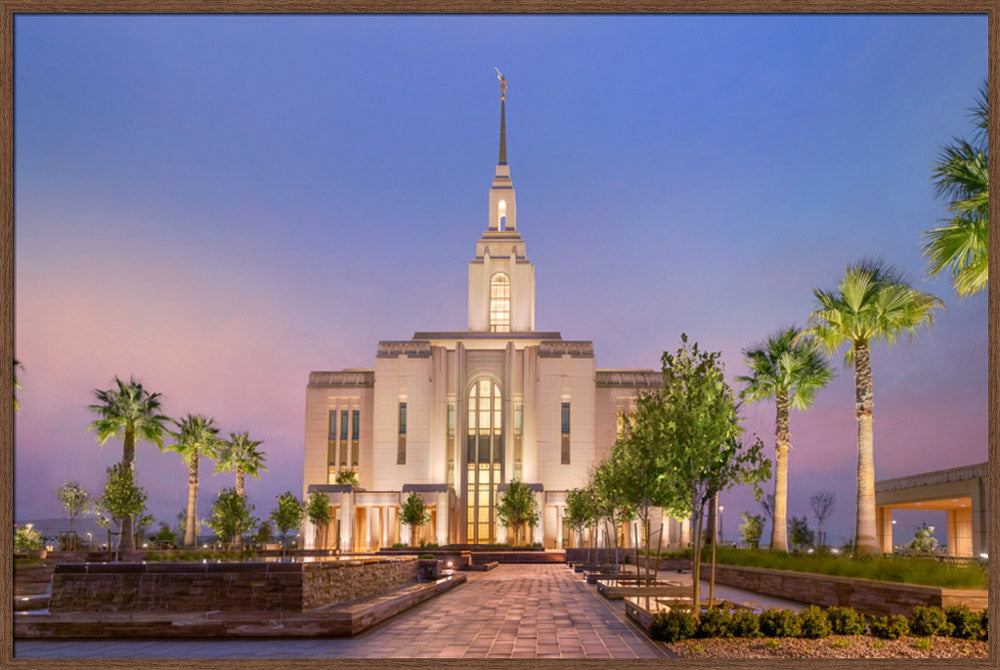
<box><xmin>495</xmin><ymin>67</ymin><xmax>507</xmax><ymax>165</ymax></box>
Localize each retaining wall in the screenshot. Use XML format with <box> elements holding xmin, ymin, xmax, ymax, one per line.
<box><xmin>49</xmin><ymin>557</ymin><xmax>417</xmax><ymax>614</ymax></box>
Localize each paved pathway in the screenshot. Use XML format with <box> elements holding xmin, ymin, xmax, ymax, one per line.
<box><xmin>15</xmin><ymin>564</ymin><xmax>670</xmax><ymax>659</ymax></box>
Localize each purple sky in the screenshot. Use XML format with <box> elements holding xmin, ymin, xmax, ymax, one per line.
<box><xmin>14</xmin><ymin>15</ymin><xmax>987</xmax><ymax>547</ymax></box>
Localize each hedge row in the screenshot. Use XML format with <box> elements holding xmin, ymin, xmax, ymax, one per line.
<box><xmin>648</xmin><ymin>604</ymin><xmax>988</xmax><ymax>643</ymax></box>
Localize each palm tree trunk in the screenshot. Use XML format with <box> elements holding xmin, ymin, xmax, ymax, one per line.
<box><xmin>772</xmin><ymin>390</ymin><xmax>791</xmax><ymax>551</ymax></box>
<box><xmin>118</xmin><ymin>427</ymin><xmax>137</xmax><ymax>554</ymax></box>
<box><xmin>234</xmin><ymin>468</ymin><xmax>245</xmax><ymax>551</ymax></box>
<box><xmin>184</xmin><ymin>450</ymin><xmax>199</xmax><ymax>548</ymax></box>
<box><xmin>854</xmin><ymin>339</ymin><xmax>879</xmax><ymax>555</ymax></box>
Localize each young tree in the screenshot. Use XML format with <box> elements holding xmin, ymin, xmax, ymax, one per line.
<box><xmin>739</xmin><ymin>512</ymin><xmax>764</xmax><ymax>547</ymax></box>
<box><xmin>809</xmin><ymin>489</ymin><xmax>836</xmax><ymax>548</ymax></box>
<box><xmin>592</xmin><ymin>458</ymin><xmax>634</xmax><ymax>568</ymax></box>
<box><xmin>88</xmin><ymin>376</ymin><xmax>169</xmax><ymax>552</ymax></box>
<box><xmin>788</xmin><ymin>516</ymin><xmax>815</xmax><ymax>549</ymax></box>
<box><xmin>306</xmin><ymin>491</ymin><xmax>333</xmax><ymax>550</ymax></box>
<box><xmin>738</xmin><ymin>326</ymin><xmax>833</xmax><ymax>551</ymax></box>
<box><xmin>804</xmin><ymin>259</ymin><xmax>942</xmax><ymax>555</ymax></box>
<box><xmin>923</xmin><ymin>83</ymin><xmax>988</xmax><ymax>297</ymax></box>
<box><xmin>496</xmin><ymin>479</ymin><xmax>539</xmax><ymax>547</ymax></box>
<box><xmin>399</xmin><ymin>492</ymin><xmax>429</xmax><ymax>548</ymax></box>
<box><xmin>54</xmin><ymin>479</ymin><xmax>91</xmax><ymax>540</ymax></box>
<box><xmin>271</xmin><ymin>491</ymin><xmax>305</xmax><ymax>556</ymax></box>
<box><xmin>96</xmin><ymin>463</ymin><xmax>148</xmax><ymax>560</ymax></box>
<box><xmin>637</xmin><ymin>334</ymin><xmax>771</xmax><ymax>608</ymax></box>
<box><xmin>149</xmin><ymin>521</ymin><xmax>178</xmax><ymax>548</ymax></box>
<box><xmin>564</xmin><ymin>486</ymin><xmax>600</xmax><ymax>563</ymax></box>
<box><xmin>165</xmin><ymin>414</ymin><xmax>224</xmax><ymax>547</ymax></box>
<box><xmin>206</xmin><ymin>487</ymin><xmax>259</xmax><ymax>551</ymax></box>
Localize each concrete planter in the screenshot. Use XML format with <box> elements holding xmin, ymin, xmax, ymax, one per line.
<box><xmin>700</xmin><ymin>562</ymin><xmax>987</xmax><ymax>616</ymax></box>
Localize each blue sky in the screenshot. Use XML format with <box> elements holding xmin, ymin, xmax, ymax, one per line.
<box><xmin>14</xmin><ymin>14</ymin><xmax>987</xmax><ymax>547</ymax></box>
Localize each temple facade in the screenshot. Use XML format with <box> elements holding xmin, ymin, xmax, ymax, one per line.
<box><xmin>301</xmin><ymin>76</ymin><xmax>688</xmax><ymax>550</ymax></box>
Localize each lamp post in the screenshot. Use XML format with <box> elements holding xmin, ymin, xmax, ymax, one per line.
<box><xmin>86</xmin><ymin>532</ymin><xmax>93</xmax><ymax>551</ymax></box>
<box><xmin>717</xmin><ymin>505</ymin><xmax>724</xmax><ymax>544</ymax></box>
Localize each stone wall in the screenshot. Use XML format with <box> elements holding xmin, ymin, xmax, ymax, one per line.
<box><xmin>702</xmin><ymin>563</ymin><xmax>988</xmax><ymax>616</ymax></box>
<box><xmin>302</xmin><ymin>558</ymin><xmax>417</xmax><ymax>609</ymax></box>
<box><xmin>49</xmin><ymin>557</ymin><xmax>417</xmax><ymax>614</ymax></box>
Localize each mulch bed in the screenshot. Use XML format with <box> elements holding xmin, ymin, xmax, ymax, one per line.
<box><xmin>666</xmin><ymin>635</ymin><xmax>987</xmax><ymax>659</ymax></box>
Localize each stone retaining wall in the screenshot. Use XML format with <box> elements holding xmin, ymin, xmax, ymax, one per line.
<box><xmin>49</xmin><ymin>557</ymin><xmax>417</xmax><ymax>614</ymax></box>
<box><xmin>701</xmin><ymin>563</ymin><xmax>988</xmax><ymax>616</ymax></box>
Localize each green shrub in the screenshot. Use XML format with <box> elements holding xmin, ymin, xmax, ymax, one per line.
<box><xmin>695</xmin><ymin>607</ymin><xmax>732</xmax><ymax>638</ymax></box>
<box><xmin>798</xmin><ymin>606</ymin><xmax>831</xmax><ymax>639</ymax></box>
<box><xmin>146</xmin><ymin>551</ymin><xmax>161</xmax><ymax>561</ymax></box>
<box><xmin>980</xmin><ymin>608</ymin><xmax>988</xmax><ymax>641</ymax></box>
<box><xmin>418</xmin><ymin>553</ymin><xmax>435</xmax><ymax>559</ymax></box>
<box><xmin>944</xmin><ymin>605</ymin><xmax>981</xmax><ymax>639</ymax></box>
<box><xmin>391</xmin><ymin>543</ymin><xmax>407</xmax><ymax>548</ymax></box>
<box><xmin>826</xmin><ymin>606</ymin><xmax>866</xmax><ymax>635</ymax></box>
<box><xmin>913</xmin><ymin>637</ymin><xmax>933</xmax><ymax>651</ymax></box>
<box><xmin>729</xmin><ymin>609</ymin><xmax>761</xmax><ymax>638</ymax></box>
<box><xmin>649</xmin><ymin>608</ymin><xmax>698</xmax><ymax>642</ymax></box>
<box><xmin>869</xmin><ymin>615</ymin><xmax>909</xmax><ymax>640</ymax></box>
<box><xmin>758</xmin><ymin>609</ymin><xmax>801</xmax><ymax>638</ymax></box>
<box><xmin>909</xmin><ymin>606</ymin><xmax>951</xmax><ymax>637</ymax></box>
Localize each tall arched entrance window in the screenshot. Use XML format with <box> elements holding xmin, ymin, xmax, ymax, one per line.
<box><xmin>467</xmin><ymin>378</ymin><xmax>503</xmax><ymax>544</ymax></box>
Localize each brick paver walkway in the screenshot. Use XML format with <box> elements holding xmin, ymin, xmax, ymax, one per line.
<box><xmin>15</xmin><ymin>564</ymin><xmax>670</xmax><ymax>659</ymax></box>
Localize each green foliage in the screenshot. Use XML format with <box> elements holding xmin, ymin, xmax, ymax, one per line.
<box><xmin>14</xmin><ymin>525</ymin><xmax>42</xmax><ymax>551</ymax></box>
<box><xmin>88</xmin><ymin>376</ymin><xmax>170</xmax><ymax>459</ymax></box>
<box><xmin>758</xmin><ymin>609</ymin><xmax>801</xmax><ymax>638</ymax></box>
<box><xmin>798</xmin><ymin>606</ymin><xmax>831</xmax><ymax>639</ymax></box>
<box><xmin>738</xmin><ymin>327</ymin><xmax>834</xmax><ymax>410</ymax></box>
<box><xmin>417</xmin><ymin>553</ymin><xmax>435</xmax><ymax>559</ymax></box>
<box><xmin>907</xmin><ymin>523</ymin><xmax>940</xmax><ymax>553</ymax></box>
<box><xmin>826</xmin><ymin>607</ymin><xmax>866</xmax><ymax>635</ymax></box>
<box><xmin>980</xmin><ymin>608</ymin><xmax>988</xmax><ymax>641</ymax></box>
<box><xmin>253</xmin><ymin>521</ymin><xmax>272</xmax><ymax>545</ymax></box>
<box><xmin>495</xmin><ymin>479</ymin><xmax>539</xmax><ymax>546</ymax></box>
<box><xmin>729</xmin><ymin>609</ymin><xmax>761</xmax><ymax>638</ymax></box>
<box><xmin>909</xmin><ymin>606</ymin><xmax>952</xmax><ymax>637</ymax></box>
<box><xmin>564</xmin><ymin>486</ymin><xmax>600</xmax><ymax>534</ymax></box>
<box><xmin>695</xmin><ymin>607</ymin><xmax>732</xmax><ymax>638</ymax></box>
<box><xmin>869</xmin><ymin>615</ymin><xmax>909</xmax><ymax>640</ymax></box>
<box><xmin>206</xmin><ymin>487</ymin><xmax>259</xmax><ymax>549</ymax></box>
<box><xmin>649</xmin><ymin>608</ymin><xmax>698</xmax><ymax>642</ymax></box>
<box><xmin>149</xmin><ymin>522</ymin><xmax>177</xmax><ymax>547</ymax></box>
<box><xmin>333</xmin><ymin>469</ymin><xmax>358</xmax><ymax>485</ymax></box>
<box><xmin>707</xmin><ymin>546</ymin><xmax>986</xmax><ymax>589</ymax></box>
<box><xmin>738</xmin><ymin>513</ymin><xmax>763</xmax><ymax>545</ymax></box>
<box><xmin>913</xmin><ymin>637</ymin><xmax>933</xmax><ymax>651</ymax></box>
<box><xmin>54</xmin><ymin>480</ymin><xmax>91</xmax><ymax>532</ymax></box>
<box><xmin>400</xmin><ymin>492</ymin><xmax>429</xmax><ymax>546</ymax></box>
<box><xmin>306</xmin><ymin>491</ymin><xmax>333</xmax><ymax>526</ymax></box>
<box><xmin>271</xmin><ymin>492</ymin><xmax>305</xmax><ymax>540</ymax></box>
<box><xmin>788</xmin><ymin>516</ymin><xmax>814</xmax><ymax>548</ymax></box>
<box><xmin>923</xmin><ymin>83</ymin><xmax>988</xmax><ymax>297</ymax></box>
<box><xmin>98</xmin><ymin>463</ymin><xmax>148</xmax><ymax>527</ymax></box>
<box><xmin>215</xmin><ymin>431</ymin><xmax>267</xmax><ymax>492</ymax></box>
<box><xmin>943</xmin><ymin>605</ymin><xmax>981</xmax><ymax>639</ymax></box>
<box><xmin>391</xmin><ymin>542</ymin><xmax>407</xmax><ymax>548</ymax></box>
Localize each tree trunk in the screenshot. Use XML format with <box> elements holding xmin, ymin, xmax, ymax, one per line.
<box><xmin>184</xmin><ymin>450</ymin><xmax>199</xmax><ymax>548</ymax></box>
<box><xmin>771</xmin><ymin>390</ymin><xmax>791</xmax><ymax>551</ymax></box>
<box><xmin>854</xmin><ymin>339</ymin><xmax>880</xmax><ymax>555</ymax></box>
<box><xmin>234</xmin><ymin>468</ymin><xmax>246</xmax><ymax>551</ymax></box>
<box><xmin>691</xmin><ymin>503</ymin><xmax>703</xmax><ymax>611</ymax></box>
<box><xmin>118</xmin><ymin>427</ymin><xmax>137</xmax><ymax>553</ymax></box>
<box><xmin>709</xmin><ymin>492</ymin><xmax>719</xmax><ymax>607</ymax></box>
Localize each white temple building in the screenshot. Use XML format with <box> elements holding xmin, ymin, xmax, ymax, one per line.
<box><xmin>302</xmin><ymin>75</ymin><xmax>688</xmax><ymax>551</ymax></box>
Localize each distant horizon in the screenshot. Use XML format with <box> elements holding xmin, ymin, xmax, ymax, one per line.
<box><xmin>14</xmin><ymin>14</ymin><xmax>987</xmax><ymax>548</ymax></box>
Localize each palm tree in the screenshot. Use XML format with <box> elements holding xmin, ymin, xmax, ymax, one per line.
<box><xmin>803</xmin><ymin>259</ymin><xmax>942</xmax><ymax>555</ymax></box>
<box><xmin>215</xmin><ymin>432</ymin><xmax>266</xmax><ymax>550</ymax></box>
<box><xmin>922</xmin><ymin>84</ymin><xmax>988</xmax><ymax>297</ymax></box>
<box><xmin>88</xmin><ymin>376</ymin><xmax>169</xmax><ymax>552</ymax></box>
<box><xmin>216</xmin><ymin>432</ymin><xmax>266</xmax><ymax>498</ymax></box>
<box><xmin>738</xmin><ymin>327</ymin><xmax>833</xmax><ymax>552</ymax></box>
<box><xmin>165</xmin><ymin>414</ymin><xmax>224</xmax><ymax>548</ymax></box>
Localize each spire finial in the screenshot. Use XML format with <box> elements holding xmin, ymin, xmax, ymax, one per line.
<box><xmin>495</xmin><ymin>67</ymin><xmax>507</xmax><ymax>165</ymax></box>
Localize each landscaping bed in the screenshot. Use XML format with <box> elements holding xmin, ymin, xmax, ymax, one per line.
<box><xmin>665</xmin><ymin>635</ymin><xmax>987</xmax><ymax>659</ymax></box>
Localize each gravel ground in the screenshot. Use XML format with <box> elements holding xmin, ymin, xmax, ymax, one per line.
<box><xmin>666</xmin><ymin>635</ymin><xmax>988</xmax><ymax>659</ymax></box>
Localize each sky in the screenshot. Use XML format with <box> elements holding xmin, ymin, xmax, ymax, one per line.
<box><xmin>13</xmin><ymin>14</ymin><xmax>987</xmax><ymax>549</ymax></box>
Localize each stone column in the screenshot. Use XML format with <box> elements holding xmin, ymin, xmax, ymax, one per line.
<box><xmin>556</xmin><ymin>505</ymin><xmax>564</xmax><ymax>550</ymax></box>
<box><xmin>437</xmin><ymin>491</ymin><xmax>449</xmax><ymax>546</ymax></box>
<box><xmin>381</xmin><ymin>506</ymin><xmax>389</xmax><ymax>549</ymax></box>
<box><xmin>946</xmin><ymin>510</ymin><xmax>958</xmax><ymax>557</ymax></box>
<box><xmin>532</xmin><ymin>491</ymin><xmax>545</xmax><ymax>545</ymax></box>
<box><xmin>877</xmin><ymin>506</ymin><xmax>893</xmax><ymax>554</ymax></box>
<box><xmin>340</xmin><ymin>490</ymin><xmax>354</xmax><ymax>553</ymax></box>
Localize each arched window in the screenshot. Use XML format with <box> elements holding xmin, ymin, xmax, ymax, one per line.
<box><xmin>467</xmin><ymin>378</ymin><xmax>502</xmax><ymax>543</ymax></box>
<box><xmin>497</xmin><ymin>200</ymin><xmax>507</xmax><ymax>231</ymax></box>
<box><xmin>489</xmin><ymin>274</ymin><xmax>511</xmax><ymax>332</ymax></box>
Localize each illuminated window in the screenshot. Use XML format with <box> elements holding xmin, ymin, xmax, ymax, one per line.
<box><xmin>340</xmin><ymin>410</ymin><xmax>349</xmax><ymax>466</ymax></box>
<box><xmin>561</xmin><ymin>402</ymin><xmax>571</xmax><ymax>464</ymax></box>
<box><xmin>498</xmin><ymin>199</ymin><xmax>507</xmax><ymax>231</ymax></box>
<box><xmin>466</xmin><ymin>378</ymin><xmax>502</xmax><ymax>544</ymax></box>
<box><xmin>397</xmin><ymin>402</ymin><xmax>407</xmax><ymax>465</ymax></box>
<box><xmin>489</xmin><ymin>274</ymin><xmax>510</xmax><ymax>332</ymax></box>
